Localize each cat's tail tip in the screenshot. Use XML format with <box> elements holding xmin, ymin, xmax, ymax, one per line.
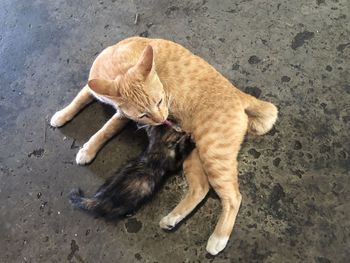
<box><xmin>68</xmin><ymin>188</ymin><xmax>85</xmax><ymax>207</ymax></box>
<box><xmin>245</xmin><ymin>97</ymin><xmax>278</xmax><ymax>136</ymax></box>
<box><xmin>69</xmin><ymin>188</ymin><xmax>98</xmax><ymax>211</ymax></box>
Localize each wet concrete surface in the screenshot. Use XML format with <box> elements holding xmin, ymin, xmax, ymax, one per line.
<box><xmin>0</xmin><ymin>0</ymin><xmax>349</xmax><ymax>262</ymax></box>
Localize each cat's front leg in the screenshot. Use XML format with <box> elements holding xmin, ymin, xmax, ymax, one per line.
<box><xmin>76</xmin><ymin>112</ymin><xmax>129</xmax><ymax>165</ymax></box>
<box><xmin>50</xmin><ymin>85</ymin><xmax>94</xmax><ymax>127</ymax></box>
<box><xmin>159</xmin><ymin>149</ymin><xmax>209</xmax><ymax>229</ymax></box>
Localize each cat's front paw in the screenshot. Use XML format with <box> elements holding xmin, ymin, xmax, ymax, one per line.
<box><xmin>50</xmin><ymin>110</ymin><xmax>70</xmax><ymax>127</ymax></box>
<box><xmin>206</xmin><ymin>234</ymin><xmax>229</xmax><ymax>255</ymax></box>
<box><xmin>76</xmin><ymin>144</ymin><xmax>96</xmax><ymax>165</ymax></box>
<box><xmin>159</xmin><ymin>214</ymin><xmax>181</xmax><ymax>230</ymax></box>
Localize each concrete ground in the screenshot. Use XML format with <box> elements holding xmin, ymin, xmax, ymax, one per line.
<box><xmin>0</xmin><ymin>0</ymin><xmax>349</xmax><ymax>262</ymax></box>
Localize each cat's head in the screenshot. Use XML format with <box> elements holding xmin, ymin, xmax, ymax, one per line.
<box><xmin>146</xmin><ymin>125</ymin><xmax>195</xmax><ymax>171</ymax></box>
<box><xmin>88</xmin><ymin>46</ymin><xmax>168</xmax><ymax>125</ymax></box>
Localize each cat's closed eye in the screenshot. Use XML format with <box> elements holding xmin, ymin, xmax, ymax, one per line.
<box><xmin>139</xmin><ymin>113</ymin><xmax>149</xmax><ymax>119</ymax></box>
<box><xmin>157</xmin><ymin>98</ymin><xmax>162</xmax><ymax>107</ymax></box>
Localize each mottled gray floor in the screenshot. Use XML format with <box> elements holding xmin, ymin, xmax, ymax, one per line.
<box><xmin>0</xmin><ymin>0</ymin><xmax>349</xmax><ymax>262</ymax></box>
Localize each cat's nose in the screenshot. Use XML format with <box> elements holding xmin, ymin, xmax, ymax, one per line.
<box><xmin>152</xmin><ymin>112</ymin><xmax>168</xmax><ymax>124</ymax></box>
<box><xmin>154</xmin><ymin>116</ymin><xmax>167</xmax><ymax>124</ymax></box>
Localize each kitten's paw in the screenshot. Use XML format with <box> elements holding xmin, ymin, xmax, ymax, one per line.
<box><xmin>159</xmin><ymin>214</ymin><xmax>181</xmax><ymax>230</ymax></box>
<box><xmin>50</xmin><ymin>110</ymin><xmax>69</xmax><ymax>127</ymax></box>
<box><xmin>206</xmin><ymin>234</ymin><xmax>229</xmax><ymax>255</ymax></box>
<box><xmin>76</xmin><ymin>145</ymin><xmax>96</xmax><ymax>165</ymax></box>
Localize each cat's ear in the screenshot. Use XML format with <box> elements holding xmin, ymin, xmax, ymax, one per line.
<box><xmin>134</xmin><ymin>45</ymin><xmax>154</xmax><ymax>78</ymax></box>
<box><xmin>88</xmin><ymin>79</ymin><xmax>121</xmax><ymax>97</ymax></box>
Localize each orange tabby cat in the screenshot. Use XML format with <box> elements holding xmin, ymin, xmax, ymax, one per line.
<box><xmin>51</xmin><ymin>37</ymin><xmax>277</xmax><ymax>255</ymax></box>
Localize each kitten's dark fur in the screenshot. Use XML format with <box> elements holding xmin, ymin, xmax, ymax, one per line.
<box><xmin>69</xmin><ymin>125</ymin><xmax>195</xmax><ymax>219</ymax></box>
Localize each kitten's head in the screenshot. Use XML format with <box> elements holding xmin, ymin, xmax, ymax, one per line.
<box><xmin>88</xmin><ymin>46</ymin><xmax>168</xmax><ymax>125</ymax></box>
<box><xmin>146</xmin><ymin>126</ymin><xmax>195</xmax><ymax>171</ymax></box>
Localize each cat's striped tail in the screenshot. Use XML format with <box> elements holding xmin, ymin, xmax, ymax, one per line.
<box><xmin>240</xmin><ymin>92</ymin><xmax>278</xmax><ymax>136</ymax></box>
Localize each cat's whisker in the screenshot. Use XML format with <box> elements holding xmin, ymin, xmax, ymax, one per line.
<box><xmin>164</xmin><ymin>90</ymin><xmax>169</xmax><ymax>102</ymax></box>
<box><xmin>136</xmin><ymin>124</ymin><xmax>150</xmax><ymax>130</ymax></box>
<box><xmin>167</xmin><ymin>94</ymin><xmax>173</xmax><ymax>108</ymax></box>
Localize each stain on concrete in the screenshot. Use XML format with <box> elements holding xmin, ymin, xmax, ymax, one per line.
<box><xmin>273</xmin><ymin>157</ymin><xmax>281</xmax><ymax>167</ymax></box>
<box><xmin>325</xmin><ymin>65</ymin><xmax>332</xmax><ymax>72</ymax></box>
<box><xmin>28</xmin><ymin>148</ymin><xmax>44</xmax><ymax>158</ymax></box>
<box><xmin>281</xmin><ymin>76</ymin><xmax>291</xmax><ymax>82</ymax></box>
<box><xmin>244</xmin><ymin>86</ymin><xmax>262</xmax><ymax>98</ymax></box>
<box><xmin>165</xmin><ymin>6</ymin><xmax>180</xmax><ymax>17</ymax></box>
<box><xmin>70</xmin><ymin>139</ymin><xmax>79</xmax><ymax>149</ymax></box>
<box><xmin>269</xmin><ymin>183</ymin><xmax>285</xmax><ymax>204</ymax></box>
<box><xmin>291</xmin><ymin>31</ymin><xmax>315</xmax><ymax>50</ymax></box>
<box><xmin>134</xmin><ymin>253</ymin><xmax>142</xmax><ymax>260</ymax></box>
<box><xmin>336</xmin><ymin>43</ymin><xmax>350</xmax><ymax>52</ymax></box>
<box><xmin>67</xmin><ymin>240</ymin><xmax>79</xmax><ymax>261</ymax></box>
<box><xmin>231</xmin><ymin>63</ymin><xmax>240</xmax><ymax>70</ymax></box>
<box><xmin>315</xmin><ymin>256</ymin><xmax>332</xmax><ymax>263</ymax></box>
<box><xmin>294</xmin><ymin>140</ymin><xmax>302</xmax><ymax>150</ymax></box>
<box><xmin>248</xmin><ymin>148</ymin><xmax>261</xmax><ymax>159</ymax></box>
<box><xmin>125</xmin><ymin>218</ymin><xmax>143</xmax><ymax>233</ymax></box>
<box><xmin>248</xmin><ymin>55</ymin><xmax>261</xmax><ymax>64</ymax></box>
<box><xmin>139</xmin><ymin>31</ymin><xmax>149</xmax><ymax>37</ymax></box>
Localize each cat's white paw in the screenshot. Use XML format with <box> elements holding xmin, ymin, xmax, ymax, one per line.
<box><xmin>50</xmin><ymin>110</ymin><xmax>69</xmax><ymax>127</ymax></box>
<box><xmin>206</xmin><ymin>234</ymin><xmax>229</xmax><ymax>255</ymax></box>
<box><xmin>159</xmin><ymin>214</ymin><xmax>181</xmax><ymax>230</ymax></box>
<box><xmin>76</xmin><ymin>145</ymin><xmax>96</xmax><ymax>165</ymax></box>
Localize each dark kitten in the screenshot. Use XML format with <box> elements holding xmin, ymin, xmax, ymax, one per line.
<box><xmin>69</xmin><ymin>125</ymin><xmax>195</xmax><ymax>219</ymax></box>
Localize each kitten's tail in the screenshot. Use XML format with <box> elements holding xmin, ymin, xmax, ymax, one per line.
<box><xmin>240</xmin><ymin>92</ymin><xmax>278</xmax><ymax>135</ymax></box>
<box><xmin>69</xmin><ymin>188</ymin><xmax>100</xmax><ymax>212</ymax></box>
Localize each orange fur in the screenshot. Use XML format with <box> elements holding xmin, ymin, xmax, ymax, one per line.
<box><xmin>51</xmin><ymin>37</ymin><xmax>278</xmax><ymax>255</ymax></box>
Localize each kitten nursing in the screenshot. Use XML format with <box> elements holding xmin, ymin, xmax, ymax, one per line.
<box><xmin>51</xmin><ymin>37</ymin><xmax>278</xmax><ymax>255</ymax></box>
<box><xmin>69</xmin><ymin>125</ymin><xmax>194</xmax><ymax>218</ymax></box>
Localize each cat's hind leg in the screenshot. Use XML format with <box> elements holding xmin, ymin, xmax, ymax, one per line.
<box><xmin>50</xmin><ymin>85</ymin><xmax>94</xmax><ymax>127</ymax></box>
<box><xmin>159</xmin><ymin>149</ymin><xmax>209</xmax><ymax>230</ymax></box>
<box><xmin>76</xmin><ymin>112</ymin><xmax>129</xmax><ymax>165</ymax></box>
<box><xmin>195</xmin><ymin>110</ymin><xmax>247</xmax><ymax>255</ymax></box>
<box><xmin>204</xmin><ymin>161</ymin><xmax>242</xmax><ymax>255</ymax></box>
